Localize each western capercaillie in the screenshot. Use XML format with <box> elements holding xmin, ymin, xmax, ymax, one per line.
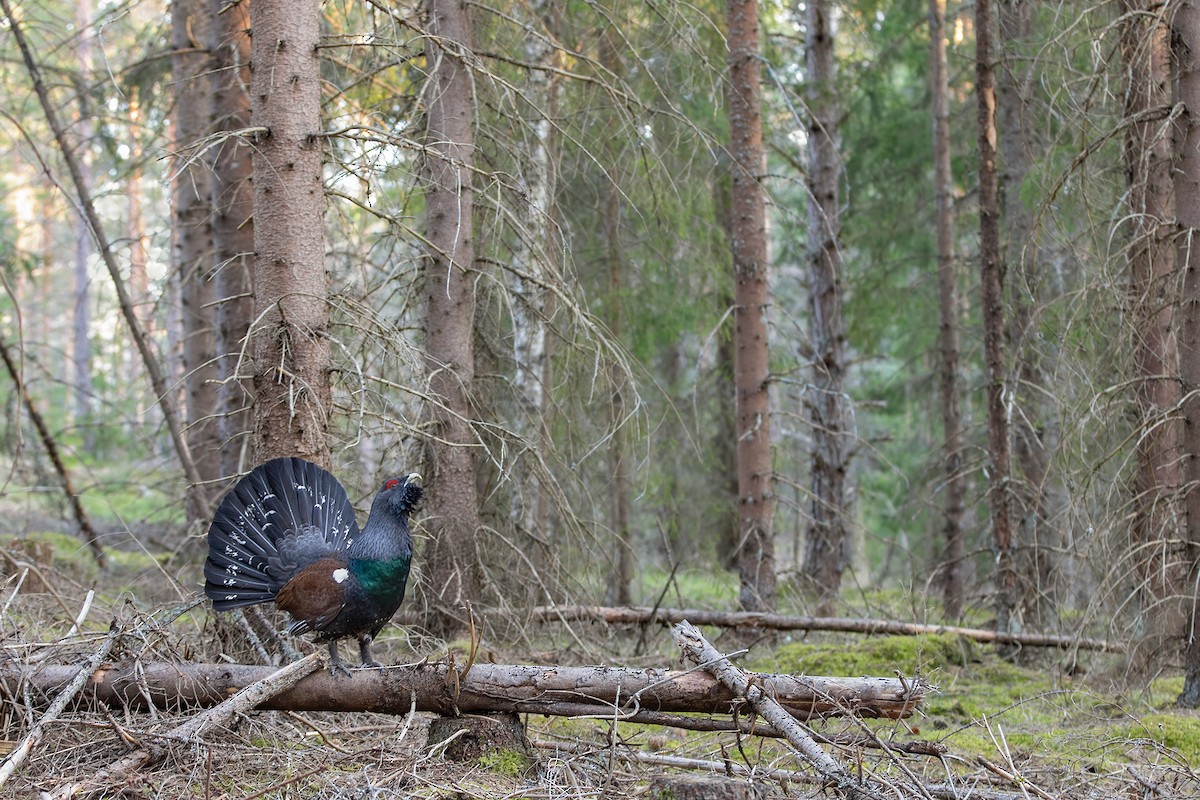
<box><xmin>204</xmin><ymin>457</ymin><xmax>422</xmax><ymax>676</ymax></box>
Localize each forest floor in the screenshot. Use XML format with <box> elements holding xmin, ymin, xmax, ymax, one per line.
<box><xmin>0</xmin><ymin>481</ymin><xmax>1198</xmax><ymax>798</ymax></box>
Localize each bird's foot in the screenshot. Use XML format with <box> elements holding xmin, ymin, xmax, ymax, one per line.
<box><xmin>357</xmin><ymin>635</ymin><xmax>385</xmax><ymax>670</ymax></box>
<box><xmin>327</xmin><ymin>660</ymin><xmax>354</xmax><ymax>679</ymax></box>
<box><xmin>327</xmin><ymin>642</ymin><xmax>354</xmax><ymax>679</ymax></box>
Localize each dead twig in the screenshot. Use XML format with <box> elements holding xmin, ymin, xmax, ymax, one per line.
<box><xmin>977</xmin><ymin>757</ymin><xmax>1057</xmax><ymax>800</ymax></box>
<box><xmin>47</xmin><ymin>652</ymin><xmax>323</xmax><ymax>798</ymax></box>
<box><xmin>0</xmin><ymin>621</ymin><xmax>121</xmax><ymax>789</ymax></box>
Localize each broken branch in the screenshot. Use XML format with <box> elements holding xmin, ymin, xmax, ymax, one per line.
<box><xmin>537</xmin><ymin>605</ymin><xmax>1122</xmax><ymax>652</ymax></box>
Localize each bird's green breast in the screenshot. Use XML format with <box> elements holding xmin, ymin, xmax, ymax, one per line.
<box><xmin>349</xmin><ymin>556</ymin><xmax>411</xmax><ymax>602</ymax></box>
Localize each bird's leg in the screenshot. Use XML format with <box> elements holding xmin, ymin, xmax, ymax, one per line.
<box><xmin>358</xmin><ymin>634</ymin><xmax>383</xmax><ymax>669</ymax></box>
<box><xmin>327</xmin><ymin>640</ymin><xmax>353</xmax><ymax>679</ymax></box>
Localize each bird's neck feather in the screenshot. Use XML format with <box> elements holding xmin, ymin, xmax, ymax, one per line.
<box><xmin>348</xmin><ymin>513</ymin><xmax>411</xmax><ymax>562</ymax></box>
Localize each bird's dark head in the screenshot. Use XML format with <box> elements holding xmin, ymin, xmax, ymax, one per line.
<box><xmin>374</xmin><ymin>472</ymin><xmax>423</xmax><ymax>519</ymax></box>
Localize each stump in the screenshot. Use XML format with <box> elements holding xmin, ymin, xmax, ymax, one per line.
<box><xmin>648</xmin><ymin>775</ymin><xmax>783</xmax><ymax>800</ymax></box>
<box><xmin>3</xmin><ymin>538</ymin><xmax>53</xmax><ymax>593</ymax></box>
<box><xmin>426</xmin><ymin>712</ymin><xmax>536</xmax><ymax>774</ymax></box>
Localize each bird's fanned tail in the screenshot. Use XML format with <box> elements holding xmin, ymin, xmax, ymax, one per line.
<box><xmin>204</xmin><ymin>457</ymin><xmax>360</xmax><ymax>610</ymax></box>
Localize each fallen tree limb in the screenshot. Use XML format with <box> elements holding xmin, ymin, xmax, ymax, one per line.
<box><xmin>536</xmin><ymin>605</ymin><xmax>1123</xmax><ymax>653</ymax></box>
<box><xmin>529</xmin><ymin>703</ymin><xmax>945</xmax><ymax>754</ymax></box>
<box><xmin>533</xmin><ymin>740</ymin><xmax>1023</xmax><ymax>800</ymax></box>
<box><xmin>673</xmin><ymin>621</ymin><xmax>880</xmax><ymax>799</ymax></box>
<box><xmin>5</xmin><ymin>658</ymin><xmax>927</xmax><ymax>721</ymax></box>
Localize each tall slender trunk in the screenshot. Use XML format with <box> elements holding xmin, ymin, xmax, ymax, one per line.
<box><xmin>976</xmin><ymin>0</ymin><xmax>1016</xmax><ymax>635</ymax></box>
<box><xmin>510</xmin><ymin>0</ymin><xmax>559</xmax><ymax>548</ymax></box>
<box><xmin>127</xmin><ymin>88</ymin><xmax>151</xmax><ymax>398</ymax></box>
<box><xmin>1172</xmin><ymin>1</ymin><xmax>1200</xmax><ymax>708</ymax></box>
<box><xmin>597</xmin><ymin>23</ymin><xmax>633</xmax><ymax>606</ymax></box>
<box><xmin>930</xmin><ymin>0</ymin><xmax>966</xmax><ymax>619</ymax></box>
<box><xmin>725</xmin><ymin>0</ymin><xmax>775</xmax><ymax>612</ymax></box>
<box><xmin>423</xmin><ymin>0</ymin><xmax>481</xmax><ymax>637</ymax></box>
<box><xmin>1122</xmin><ymin>0</ymin><xmax>1182</xmax><ymax>663</ymax></box>
<box><xmin>73</xmin><ymin>0</ymin><xmax>95</xmax><ymax>448</ymax></box>
<box><xmin>210</xmin><ymin>0</ymin><xmax>255</xmax><ymax>478</ymax></box>
<box><xmin>248</xmin><ymin>0</ymin><xmax>332</xmax><ymax>467</ymax></box>
<box><xmin>712</xmin><ymin>170</ymin><xmax>740</xmax><ymax>571</ymax></box>
<box><xmin>172</xmin><ymin>0</ymin><xmax>220</xmax><ymax>522</ymax></box>
<box><xmin>997</xmin><ymin>0</ymin><xmax>1054</xmax><ymax>628</ymax></box>
<box><xmin>800</xmin><ymin>0</ymin><xmax>850</xmax><ymax>614</ymax></box>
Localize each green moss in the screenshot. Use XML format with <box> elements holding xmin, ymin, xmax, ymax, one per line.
<box><xmin>636</xmin><ymin>567</ymin><xmax>739</xmax><ymax>608</ymax></box>
<box><xmin>760</xmin><ymin>633</ymin><xmax>969</xmax><ymax>678</ymax></box>
<box><xmin>78</xmin><ymin>482</ymin><xmax>182</xmax><ymax>526</ymax></box>
<box><xmin>479</xmin><ymin>747</ymin><xmax>533</xmax><ymax>777</ymax></box>
<box><xmin>1149</xmin><ymin>675</ymin><xmax>1186</xmax><ymax>708</ymax></box>
<box><xmin>1131</xmin><ymin>713</ymin><xmax>1200</xmax><ymax>761</ymax></box>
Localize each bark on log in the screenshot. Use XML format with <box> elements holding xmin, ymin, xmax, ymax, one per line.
<box><xmin>535</xmin><ymin>605</ymin><xmax>1123</xmax><ymax>652</ymax></box>
<box><xmin>5</xmin><ymin>659</ymin><xmax>926</xmax><ymax>721</ymax></box>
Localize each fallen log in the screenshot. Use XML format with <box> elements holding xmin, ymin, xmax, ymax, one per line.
<box><xmin>533</xmin><ymin>740</ymin><xmax>1028</xmax><ymax>800</ymax></box>
<box><xmin>535</xmin><ymin>605</ymin><xmax>1123</xmax><ymax>653</ymax></box>
<box><xmin>5</xmin><ymin>658</ymin><xmax>928</xmax><ymax>721</ymax></box>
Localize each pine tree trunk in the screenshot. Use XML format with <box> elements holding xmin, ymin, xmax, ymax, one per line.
<box><xmin>248</xmin><ymin>0</ymin><xmax>332</xmax><ymax>467</ymax></box>
<box><xmin>976</xmin><ymin>0</ymin><xmax>1016</xmax><ymax>636</ymax></box>
<box><xmin>599</xmin><ymin>24</ymin><xmax>633</xmax><ymax>607</ymax></box>
<box><xmin>210</xmin><ymin>0</ymin><xmax>254</xmax><ymax>479</ymax></box>
<box><xmin>604</xmin><ymin>183</ymin><xmax>633</xmax><ymax>607</ymax></box>
<box><xmin>1122</xmin><ymin>0</ymin><xmax>1183</xmax><ymax>665</ymax></box>
<box><xmin>998</xmin><ymin>0</ymin><xmax>1055</xmax><ymax>629</ymax></box>
<box><xmin>172</xmin><ymin>0</ymin><xmax>220</xmax><ymax>523</ymax></box>
<box><xmin>929</xmin><ymin>0</ymin><xmax>966</xmax><ymax>620</ymax></box>
<box><xmin>725</xmin><ymin>0</ymin><xmax>775</xmax><ymax>613</ymax></box>
<box><xmin>72</xmin><ymin>0</ymin><xmax>95</xmax><ymax>450</ymax></box>
<box><xmin>710</xmin><ymin>167</ymin><xmax>740</xmax><ymax>571</ymax></box>
<box><xmin>126</xmin><ymin>88</ymin><xmax>151</xmax><ymax>397</ymax></box>
<box><xmin>800</xmin><ymin>0</ymin><xmax>850</xmax><ymax>614</ymax></box>
<box><xmin>422</xmin><ymin>0</ymin><xmax>481</xmax><ymax>637</ymax></box>
<box><xmin>1171</xmin><ymin>1</ymin><xmax>1200</xmax><ymax>708</ymax></box>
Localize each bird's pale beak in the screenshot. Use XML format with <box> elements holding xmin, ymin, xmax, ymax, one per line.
<box><xmin>406</xmin><ymin>473</ymin><xmax>423</xmax><ymax>487</ymax></box>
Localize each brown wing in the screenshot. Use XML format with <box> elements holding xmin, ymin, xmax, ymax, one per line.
<box><xmin>274</xmin><ymin>556</ymin><xmax>348</xmax><ymax>634</ymax></box>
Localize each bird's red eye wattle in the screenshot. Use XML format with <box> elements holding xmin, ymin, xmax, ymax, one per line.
<box><xmin>385</xmin><ymin>478</ymin><xmax>400</xmax><ymax>490</ymax></box>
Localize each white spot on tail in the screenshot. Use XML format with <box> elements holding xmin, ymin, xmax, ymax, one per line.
<box><xmin>332</xmin><ymin>568</ymin><xmax>349</xmax><ymax>584</ymax></box>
